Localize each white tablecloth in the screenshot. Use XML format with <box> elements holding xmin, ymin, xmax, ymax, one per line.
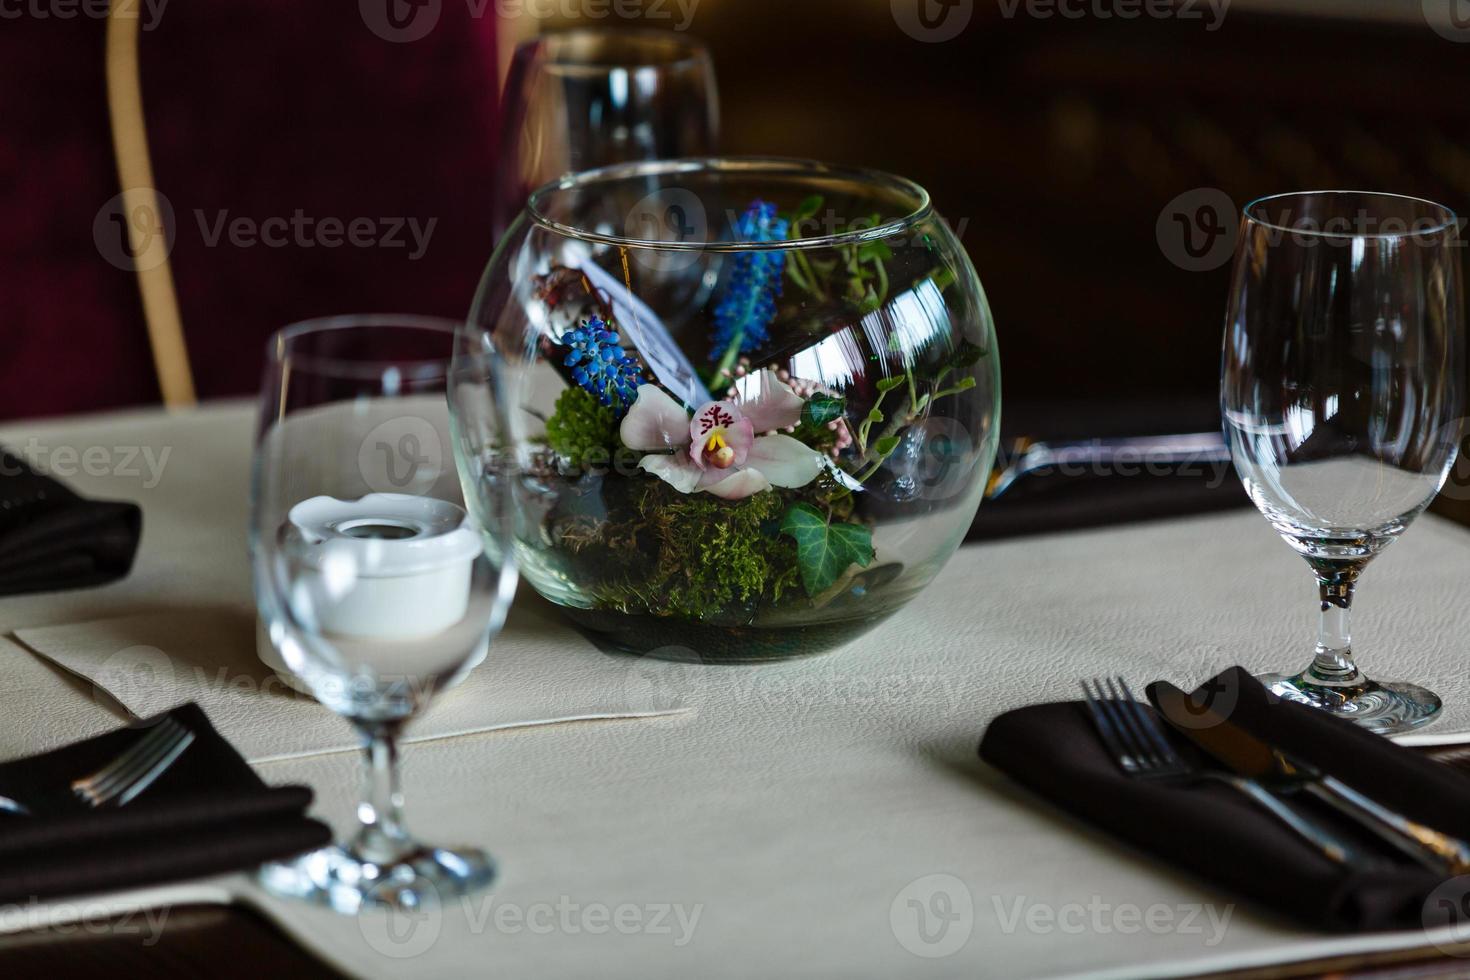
<box><xmin>5</xmin><ymin>401</ymin><xmax>1470</xmax><ymax>979</ymax></box>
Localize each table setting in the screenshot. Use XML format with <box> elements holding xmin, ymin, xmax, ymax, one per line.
<box><xmin>9</xmin><ymin>18</ymin><xmax>1470</xmax><ymax>980</ymax></box>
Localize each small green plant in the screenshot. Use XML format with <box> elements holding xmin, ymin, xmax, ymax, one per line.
<box><xmin>783</xmin><ymin>196</ymin><xmax>893</xmax><ymax>314</ymax></box>
<box><xmin>580</xmin><ymin>480</ymin><xmax>802</xmax><ymax>621</ymax></box>
<box><xmin>545</xmin><ymin>387</ymin><xmax>619</xmax><ymax>469</ymax></box>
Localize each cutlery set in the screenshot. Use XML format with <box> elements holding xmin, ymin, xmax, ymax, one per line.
<box><xmin>1084</xmin><ymin>676</ymin><xmax>1470</xmax><ymax>875</ymax></box>
<box><xmin>0</xmin><ymin>717</ymin><xmax>194</xmax><ymax>817</ymax></box>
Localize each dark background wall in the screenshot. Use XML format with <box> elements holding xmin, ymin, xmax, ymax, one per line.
<box><xmin>4</xmin><ymin>0</ymin><xmax>1467</xmax><ymax>419</ymax></box>
<box><xmin>544</xmin><ymin>0</ymin><xmax>1470</xmax><ymax>411</ymax></box>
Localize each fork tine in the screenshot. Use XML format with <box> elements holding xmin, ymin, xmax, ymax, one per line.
<box><xmin>87</xmin><ymin>725</ymin><xmax>191</xmax><ymax>808</ymax></box>
<box><xmin>75</xmin><ymin>720</ymin><xmax>178</xmax><ymax>803</ymax></box>
<box><xmin>1080</xmin><ymin>680</ymin><xmax>1132</xmax><ymax>770</ymax></box>
<box><xmin>1102</xmin><ymin>677</ymin><xmax>1161</xmax><ymax>769</ymax></box>
<box><xmin>79</xmin><ymin>736</ymin><xmax>172</xmax><ymax>806</ymax></box>
<box><xmin>113</xmin><ymin>729</ymin><xmax>194</xmax><ymax>807</ymax></box>
<box><xmin>1118</xmin><ymin>678</ymin><xmax>1182</xmax><ymax>767</ymax></box>
<box><xmin>1093</xmin><ymin>678</ymin><xmax>1146</xmax><ymax>769</ymax></box>
<box><xmin>74</xmin><ymin>723</ymin><xmax>166</xmax><ymax>800</ymax></box>
<box><xmin>91</xmin><ymin>727</ymin><xmax>181</xmax><ymax>805</ymax></box>
<box><xmin>79</xmin><ymin>721</ymin><xmax>173</xmax><ymax>795</ymax></box>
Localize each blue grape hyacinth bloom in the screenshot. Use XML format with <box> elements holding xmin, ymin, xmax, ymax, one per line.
<box><xmin>710</xmin><ymin>201</ymin><xmax>789</xmax><ymax>360</ymax></box>
<box><xmin>563</xmin><ymin>315</ymin><xmax>642</xmax><ymax>410</ymax></box>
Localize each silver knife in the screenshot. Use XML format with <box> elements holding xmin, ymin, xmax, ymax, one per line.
<box><xmin>986</xmin><ymin>432</ymin><xmax>1231</xmax><ymax>500</ymax></box>
<box><xmin>1150</xmin><ymin>680</ymin><xmax>1470</xmax><ymax>875</ymax></box>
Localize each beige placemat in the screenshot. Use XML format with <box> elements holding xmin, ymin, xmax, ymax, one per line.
<box><xmin>12</xmin><ymin>598</ymin><xmax>689</xmax><ymax>763</ymax></box>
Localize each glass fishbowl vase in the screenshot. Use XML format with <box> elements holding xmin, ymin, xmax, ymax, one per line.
<box><xmin>452</xmin><ymin>158</ymin><xmax>1000</xmax><ymax>662</ymax></box>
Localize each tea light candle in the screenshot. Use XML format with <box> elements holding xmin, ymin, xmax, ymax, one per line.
<box><xmin>257</xmin><ymin>493</ymin><xmax>485</xmax><ymax>689</ymax></box>
<box><xmin>283</xmin><ymin>494</ymin><xmax>482</xmax><ymax>637</ymax></box>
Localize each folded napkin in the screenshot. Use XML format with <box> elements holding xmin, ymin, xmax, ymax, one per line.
<box><xmin>980</xmin><ymin>667</ymin><xmax>1470</xmax><ymax>932</ymax></box>
<box><xmin>14</xmin><ymin>600</ymin><xmax>692</xmax><ymax>763</ymax></box>
<box><xmin>0</xmin><ymin>703</ymin><xmax>329</xmax><ymax>904</ymax></box>
<box><xmin>968</xmin><ymin>397</ymin><xmax>1249</xmax><ymax>542</ymax></box>
<box><xmin>0</xmin><ymin>449</ymin><xmax>142</xmax><ymax>596</ymax></box>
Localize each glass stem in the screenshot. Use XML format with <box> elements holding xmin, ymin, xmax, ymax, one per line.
<box><xmin>1305</xmin><ymin>560</ymin><xmax>1366</xmax><ymax>688</ymax></box>
<box><xmin>352</xmin><ymin>720</ymin><xmax>412</xmax><ymax>864</ymax></box>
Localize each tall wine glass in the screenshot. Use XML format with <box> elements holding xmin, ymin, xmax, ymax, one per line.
<box><xmin>1222</xmin><ymin>192</ymin><xmax>1464</xmax><ymax>733</ymax></box>
<box><xmin>250</xmin><ymin>316</ymin><xmax>517</xmax><ymax>912</ymax></box>
<box><xmin>492</xmin><ymin>27</ymin><xmax>720</xmax><ymax>239</ymax></box>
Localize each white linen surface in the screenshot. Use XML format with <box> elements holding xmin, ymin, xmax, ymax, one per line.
<box><xmin>4</xmin><ymin>402</ymin><xmax>1470</xmax><ymax>978</ymax></box>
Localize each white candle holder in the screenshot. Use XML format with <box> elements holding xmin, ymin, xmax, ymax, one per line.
<box><xmin>258</xmin><ymin>493</ymin><xmax>486</xmax><ymax>693</ymax></box>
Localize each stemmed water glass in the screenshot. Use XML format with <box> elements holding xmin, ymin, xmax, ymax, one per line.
<box><xmin>250</xmin><ymin>315</ymin><xmax>518</xmax><ymax>911</ymax></box>
<box><xmin>492</xmin><ymin>27</ymin><xmax>720</xmax><ymax>239</ymax></box>
<box><xmin>1222</xmin><ymin>191</ymin><xmax>1464</xmax><ymax>733</ymax></box>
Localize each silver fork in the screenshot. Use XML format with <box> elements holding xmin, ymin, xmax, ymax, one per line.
<box><xmin>1081</xmin><ymin>677</ymin><xmax>1358</xmax><ymax>865</ymax></box>
<box><xmin>72</xmin><ymin>717</ymin><xmax>195</xmax><ymax>808</ymax></box>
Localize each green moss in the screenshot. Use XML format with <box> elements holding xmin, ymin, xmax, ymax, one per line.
<box><xmin>576</xmin><ymin>478</ymin><xmax>803</xmax><ymax>622</ymax></box>
<box><xmin>545</xmin><ymin>387</ymin><xmax>618</xmax><ymax>469</ymax></box>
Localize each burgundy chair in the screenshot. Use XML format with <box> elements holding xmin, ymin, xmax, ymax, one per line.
<box><xmin>0</xmin><ymin>3</ymin><xmax>502</xmax><ymax>420</ymax></box>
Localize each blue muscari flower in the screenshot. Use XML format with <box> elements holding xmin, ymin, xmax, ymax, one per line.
<box><xmin>710</xmin><ymin>201</ymin><xmax>788</xmax><ymax>359</ymax></box>
<box><xmin>562</xmin><ymin>315</ymin><xmax>642</xmax><ymax>410</ymax></box>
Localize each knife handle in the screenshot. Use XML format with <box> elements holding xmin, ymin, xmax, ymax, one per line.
<box><xmin>1217</xmin><ymin>776</ymin><xmax>1357</xmax><ymax>865</ymax></box>
<box><xmin>1304</xmin><ymin>776</ymin><xmax>1470</xmax><ymax>874</ymax></box>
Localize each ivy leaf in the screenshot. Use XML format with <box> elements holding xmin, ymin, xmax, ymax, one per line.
<box><xmin>876</xmin><ymin>376</ymin><xmax>906</xmax><ymax>393</ymax></box>
<box><xmin>873</xmin><ymin>435</ymin><xmax>900</xmax><ymax>457</ymax></box>
<box><xmin>802</xmin><ymin>394</ymin><xmax>845</xmax><ymax>427</ymax></box>
<box><xmin>857</xmin><ymin>241</ymin><xmax>893</xmax><ymax>263</ymax></box>
<box><xmin>780</xmin><ymin>503</ymin><xmax>875</xmax><ymax>596</ymax></box>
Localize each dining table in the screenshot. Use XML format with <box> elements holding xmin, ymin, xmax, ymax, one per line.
<box><xmin>6</xmin><ymin>399</ymin><xmax>1470</xmax><ymax>980</ymax></box>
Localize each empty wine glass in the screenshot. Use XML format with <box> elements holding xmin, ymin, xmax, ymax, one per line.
<box><xmin>1222</xmin><ymin>192</ymin><xmax>1464</xmax><ymax>733</ymax></box>
<box><xmin>250</xmin><ymin>315</ymin><xmax>518</xmax><ymax>911</ymax></box>
<box><xmin>492</xmin><ymin>27</ymin><xmax>720</xmax><ymax>239</ymax></box>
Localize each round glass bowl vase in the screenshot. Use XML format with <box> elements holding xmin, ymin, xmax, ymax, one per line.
<box><xmin>453</xmin><ymin>158</ymin><xmax>1000</xmax><ymax>662</ymax></box>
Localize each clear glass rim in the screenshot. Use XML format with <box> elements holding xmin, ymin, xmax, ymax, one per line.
<box><xmin>1242</xmin><ymin>190</ymin><xmax>1460</xmax><ymax>240</ymax></box>
<box><xmin>266</xmin><ymin>314</ymin><xmax>462</xmax><ymax>379</ymax></box>
<box><xmin>525</xmin><ymin>156</ymin><xmax>936</xmax><ymax>252</ymax></box>
<box><xmin>525</xmin><ymin>26</ymin><xmax>710</xmax><ymax>74</ymax></box>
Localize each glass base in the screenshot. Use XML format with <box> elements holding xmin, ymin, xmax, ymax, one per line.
<box><xmin>259</xmin><ymin>843</ymin><xmax>495</xmax><ymax>914</ymax></box>
<box><xmin>1260</xmin><ymin>671</ymin><xmax>1441</xmax><ymax>735</ymax></box>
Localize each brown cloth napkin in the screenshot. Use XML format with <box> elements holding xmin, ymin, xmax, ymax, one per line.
<box><xmin>0</xmin><ymin>449</ymin><xmax>142</xmax><ymax>596</ymax></box>
<box><xmin>979</xmin><ymin>667</ymin><xmax>1470</xmax><ymax>932</ymax></box>
<box><xmin>0</xmin><ymin>704</ymin><xmax>329</xmax><ymax>903</ymax></box>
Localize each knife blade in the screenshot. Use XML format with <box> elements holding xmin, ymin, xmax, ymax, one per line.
<box><xmin>985</xmin><ymin>432</ymin><xmax>1231</xmax><ymax>500</ymax></box>
<box><xmin>1149</xmin><ymin>680</ymin><xmax>1470</xmax><ymax>875</ymax></box>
